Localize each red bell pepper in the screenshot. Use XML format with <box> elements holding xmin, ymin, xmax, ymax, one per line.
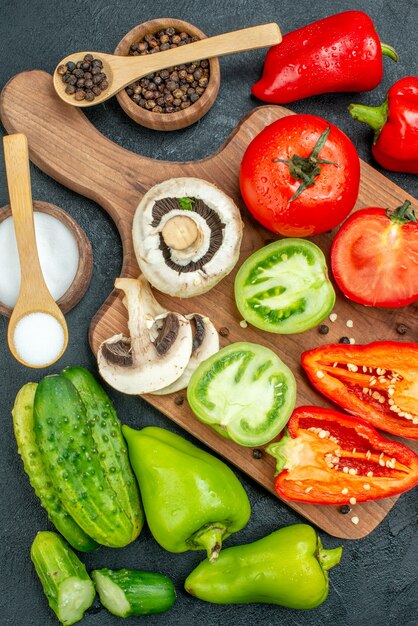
<box><xmin>301</xmin><ymin>342</ymin><xmax>418</xmax><ymax>440</ymax></box>
<box><xmin>267</xmin><ymin>406</ymin><xmax>418</xmax><ymax>505</ymax></box>
<box><xmin>252</xmin><ymin>11</ymin><xmax>397</xmax><ymax>104</ymax></box>
<box><xmin>349</xmin><ymin>76</ymin><xmax>418</xmax><ymax>174</ymax></box>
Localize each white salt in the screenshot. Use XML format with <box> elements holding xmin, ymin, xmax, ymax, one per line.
<box><xmin>13</xmin><ymin>313</ymin><xmax>65</xmax><ymax>366</ymax></box>
<box><xmin>0</xmin><ymin>212</ymin><xmax>79</xmax><ymax>308</ymax></box>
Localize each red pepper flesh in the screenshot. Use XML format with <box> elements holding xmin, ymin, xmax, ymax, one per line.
<box><xmin>267</xmin><ymin>406</ymin><xmax>418</xmax><ymax>505</ymax></box>
<box><xmin>349</xmin><ymin>76</ymin><xmax>418</xmax><ymax>174</ymax></box>
<box><xmin>301</xmin><ymin>342</ymin><xmax>418</xmax><ymax>439</ymax></box>
<box><xmin>252</xmin><ymin>11</ymin><xmax>397</xmax><ymax>104</ymax></box>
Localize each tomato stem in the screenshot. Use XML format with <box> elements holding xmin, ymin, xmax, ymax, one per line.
<box><xmin>273</xmin><ymin>126</ymin><xmax>338</xmax><ymax>202</ymax></box>
<box><xmin>386</xmin><ymin>200</ymin><xmax>417</xmax><ymax>224</ymax></box>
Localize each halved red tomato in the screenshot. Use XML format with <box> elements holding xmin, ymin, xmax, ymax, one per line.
<box><xmin>331</xmin><ymin>202</ymin><xmax>418</xmax><ymax>307</ymax></box>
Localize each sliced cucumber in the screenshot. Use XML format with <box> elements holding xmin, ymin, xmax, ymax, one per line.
<box><xmin>92</xmin><ymin>568</ymin><xmax>176</xmax><ymax>617</ymax></box>
<box><xmin>31</xmin><ymin>531</ymin><xmax>95</xmax><ymax>625</ymax></box>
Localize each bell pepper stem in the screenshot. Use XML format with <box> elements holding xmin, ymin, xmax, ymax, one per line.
<box><xmin>317</xmin><ymin>537</ymin><xmax>343</xmax><ymax>571</ymax></box>
<box><xmin>188</xmin><ymin>523</ymin><xmax>228</xmax><ymax>563</ymax></box>
<box><xmin>348</xmin><ymin>100</ymin><xmax>388</xmax><ymax>142</ymax></box>
<box><xmin>381</xmin><ymin>42</ymin><xmax>398</xmax><ymax>62</ymax></box>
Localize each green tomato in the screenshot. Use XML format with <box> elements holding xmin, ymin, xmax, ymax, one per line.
<box><xmin>234</xmin><ymin>238</ymin><xmax>335</xmax><ymax>334</ymax></box>
<box><xmin>187</xmin><ymin>342</ymin><xmax>296</xmax><ymax>447</ymax></box>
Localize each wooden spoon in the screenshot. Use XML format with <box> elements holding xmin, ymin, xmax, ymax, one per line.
<box><xmin>53</xmin><ymin>22</ymin><xmax>281</xmax><ymax>107</ymax></box>
<box><xmin>3</xmin><ymin>133</ymin><xmax>68</xmax><ymax>368</ymax></box>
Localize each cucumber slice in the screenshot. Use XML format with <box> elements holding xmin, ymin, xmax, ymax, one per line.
<box><xmin>235</xmin><ymin>239</ymin><xmax>335</xmax><ymax>334</ymax></box>
<box><xmin>187</xmin><ymin>342</ymin><xmax>296</xmax><ymax>446</ymax></box>
<box><xmin>12</xmin><ymin>384</ymin><xmax>98</xmax><ymax>552</ymax></box>
<box><xmin>92</xmin><ymin>568</ymin><xmax>176</xmax><ymax>617</ymax></box>
<box><xmin>31</xmin><ymin>531</ymin><xmax>95</xmax><ymax>625</ymax></box>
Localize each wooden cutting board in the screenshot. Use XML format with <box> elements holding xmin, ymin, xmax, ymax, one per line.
<box><xmin>1</xmin><ymin>70</ymin><xmax>417</xmax><ymax>539</ymax></box>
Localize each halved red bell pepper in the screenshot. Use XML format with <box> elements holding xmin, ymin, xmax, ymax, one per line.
<box><xmin>301</xmin><ymin>342</ymin><xmax>418</xmax><ymax>439</ymax></box>
<box><xmin>267</xmin><ymin>406</ymin><xmax>418</xmax><ymax>504</ymax></box>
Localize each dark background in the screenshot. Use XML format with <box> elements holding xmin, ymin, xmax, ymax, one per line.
<box><xmin>1</xmin><ymin>1</ymin><xmax>417</xmax><ymax>625</ymax></box>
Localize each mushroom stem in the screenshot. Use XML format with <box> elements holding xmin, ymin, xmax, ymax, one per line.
<box><xmin>115</xmin><ymin>278</ymin><xmax>150</xmax><ymax>359</ymax></box>
<box><xmin>162</xmin><ymin>216</ymin><xmax>201</xmax><ymax>251</ymax></box>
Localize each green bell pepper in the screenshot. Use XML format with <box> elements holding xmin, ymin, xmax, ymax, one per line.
<box><xmin>185</xmin><ymin>524</ymin><xmax>342</xmax><ymax>609</ymax></box>
<box><xmin>122</xmin><ymin>426</ymin><xmax>251</xmax><ymax>561</ymax></box>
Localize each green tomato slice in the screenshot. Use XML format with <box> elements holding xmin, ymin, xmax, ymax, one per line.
<box><xmin>187</xmin><ymin>342</ymin><xmax>296</xmax><ymax>447</ymax></box>
<box><xmin>234</xmin><ymin>239</ymin><xmax>335</xmax><ymax>334</ymax></box>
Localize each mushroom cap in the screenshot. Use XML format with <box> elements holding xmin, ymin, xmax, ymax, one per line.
<box><xmin>132</xmin><ymin>177</ymin><xmax>243</xmax><ymax>298</ymax></box>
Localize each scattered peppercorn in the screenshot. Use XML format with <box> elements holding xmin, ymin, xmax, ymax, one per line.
<box><xmin>59</xmin><ymin>55</ymin><xmax>108</xmax><ymax>102</ymax></box>
<box><xmin>396</xmin><ymin>323</ymin><xmax>408</xmax><ymax>335</ymax></box>
<box><xmin>174</xmin><ymin>395</ymin><xmax>184</xmax><ymax>406</ymax></box>
<box><xmin>339</xmin><ymin>336</ymin><xmax>351</xmax><ymax>344</ymax></box>
<box><xmin>252</xmin><ymin>449</ymin><xmax>263</xmax><ymax>460</ymax></box>
<box><xmin>126</xmin><ymin>28</ymin><xmax>210</xmax><ymax>114</ymax></box>
<box><xmin>340</xmin><ymin>505</ymin><xmax>351</xmax><ymax>514</ymax></box>
<box><xmin>318</xmin><ymin>324</ymin><xmax>329</xmax><ymax>335</ymax></box>
<box><xmin>219</xmin><ymin>327</ymin><xmax>230</xmax><ymax>337</ymax></box>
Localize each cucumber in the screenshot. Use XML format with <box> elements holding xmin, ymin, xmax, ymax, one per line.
<box><xmin>92</xmin><ymin>568</ymin><xmax>176</xmax><ymax>617</ymax></box>
<box><xmin>62</xmin><ymin>367</ymin><xmax>143</xmax><ymax>537</ymax></box>
<box><xmin>31</xmin><ymin>531</ymin><xmax>95</xmax><ymax>625</ymax></box>
<box><xmin>34</xmin><ymin>374</ymin><xmax>136</xmax><ymax>548</ymax></box>
<box><xmin>12</xmin><ymin>383</ymin><xmax>98</xmax><ymax>552</ymax></box>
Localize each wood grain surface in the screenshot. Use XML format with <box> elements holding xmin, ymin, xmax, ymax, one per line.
<box><xmin>1</xmin><ymin>69</ymin><xmax>417</xmax><ymax>538</ymax></box>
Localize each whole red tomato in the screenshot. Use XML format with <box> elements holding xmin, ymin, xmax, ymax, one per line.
<box><xmin>240</xmin><ymin>114</ymin><xmax>360</xmax><ymax>237</ymax></box>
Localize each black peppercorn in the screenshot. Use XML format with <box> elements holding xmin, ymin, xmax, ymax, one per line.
<box><xmin>318</xmin><ymin>324</ymin><xmax>329</xmax><ymax>335</ymax></box>
<box><xmin>252</xmin><ymin>449</ymin><xmax>263</xmax><ymax>460</ymax></box>
<box><xmin>340</xmin><ymin>505</ymin><xmax>351</xmax><ymax>514</ymax></box>
<box><xmin>60</xmin><ymin>56</ymin><xmax>108</xmax><ymax>101</ymax></box>
<box><xmin>174</xmin><ymin>395</ymin><xmax>184</xmax><ymax>405</ymax></box>
<box><xmin>219</xmin><ymin>327</ymin><xmax>229</xmax><ymax>337</ymax></box>
<box><xmin>339</xmin><ymin>337</ymin><xmax>351</xmax><ymax>344</ymax></box>
<box><xmin>125</xmin><ymin>27</ymin><xmax>210</xmax><ymax>114</ymax></box>
<box><xmin>396</xmin><ymin>324</ymin><xmax>408</xmax><ymax>335</ymax></box>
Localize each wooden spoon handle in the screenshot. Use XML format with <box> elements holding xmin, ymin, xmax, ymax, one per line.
<box><xmin>115</xmin><ymin>23</ymin><xmax>282</xmax><ymax>89</ymax></box>
<box><xmin>3</xmin><ymin>133</ymin><xmax>47</xmax><ymax>293</ymax></box>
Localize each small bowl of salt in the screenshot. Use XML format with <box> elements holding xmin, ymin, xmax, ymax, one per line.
<box><xmin>0</xmin><ymin>201</ymin><xmax>92</xmax><ymax>318</ymax></box>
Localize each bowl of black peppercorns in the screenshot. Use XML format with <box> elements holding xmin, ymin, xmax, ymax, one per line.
<box><xmin>114</xmin><ymin>18</ymin><xmax>221</xmax><ymax>130</ymax></box>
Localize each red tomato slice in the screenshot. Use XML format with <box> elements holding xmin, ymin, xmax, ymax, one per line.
<box><xmin>331</xmin><ymin>208</ymin><xmax>418</xmax><ymax>307</ymax></box>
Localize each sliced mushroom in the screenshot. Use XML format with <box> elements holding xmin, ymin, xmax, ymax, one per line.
<box><xmin>151</xmin><ymin>314</ymin><xmax>220</xmax><ymax>396</ymax></box>
<box><xmin>132</xmin><ymin>177</ymin><xmax>243</xmax><ymax>298</ymax></box>
<box><xmin>97</xmin><ymin>277</ymin><xmax>193</xmax><ymax>395</ymax></box>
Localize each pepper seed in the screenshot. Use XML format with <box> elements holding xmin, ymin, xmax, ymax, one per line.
<box><xmin>340</xmin><ymin>505</ymin><xmax>351</xmax><ymax>514</ymax></box>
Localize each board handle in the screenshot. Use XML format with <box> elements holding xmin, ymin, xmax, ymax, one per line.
<box><xmin>0</xmin><ymin>70</ymin><xmax>163</xmax><ymax>231</ymax></box>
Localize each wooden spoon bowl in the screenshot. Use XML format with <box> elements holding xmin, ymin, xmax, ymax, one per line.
<box><xmin>114</xmin><ymin>18</ymin><xmax>221</xmax><ymax>131</ymax></box>
<box><xmin>0</xmin><ymin>201</ymin><xmax>93</xmax><ymax>317</ymax></box>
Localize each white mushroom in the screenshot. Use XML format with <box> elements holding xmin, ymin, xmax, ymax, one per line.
<box><xmin>132</xmin><ymin>177</ymin><xmax>243</xmax><ymax>298</ymax></box>
<box><xmin>151</xmin><ymin>314</ymin><xmax>220</xmax><ymax>395</ymax></box>
<box><xmin>97</xmin><ymin>277</ymin><xmax>193</xmax><ymax>395</ymax></box>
